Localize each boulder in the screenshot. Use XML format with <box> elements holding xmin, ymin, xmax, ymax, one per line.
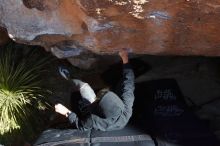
<box><xmin>1</xmin><ymin>0</ymin><xmax>220</xmax><ymax>68</ymax></box>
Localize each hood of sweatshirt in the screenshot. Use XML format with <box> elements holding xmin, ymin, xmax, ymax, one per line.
<box><xmin>98</xmin><ymin>91</ymin><xmax>124</xmax><ymax>118</ymax></box>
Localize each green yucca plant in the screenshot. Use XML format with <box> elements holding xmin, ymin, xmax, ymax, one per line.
<box><xmin>0</xmin><ymin>45</ymin><xmax>51</xmax><ymax>137</ymax></box>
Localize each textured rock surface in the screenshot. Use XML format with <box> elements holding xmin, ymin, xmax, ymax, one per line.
<box><xmin>1</xmin><ymin>0</ymin><xmax>220</xmax><ymax>60</ymax></box>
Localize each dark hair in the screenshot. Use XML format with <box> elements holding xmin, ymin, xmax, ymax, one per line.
<box><xmin>96</xmin><ymin>88</ymin><xmax>110</xmax><ymax>99</ymax></box>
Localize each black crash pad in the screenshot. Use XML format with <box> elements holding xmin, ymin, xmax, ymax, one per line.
<box><xmin>34</xmin><ymin>126</ymin><xmax>155</xmax><ymax>146</ymax></box>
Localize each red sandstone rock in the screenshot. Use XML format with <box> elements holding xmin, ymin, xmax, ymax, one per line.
<box><xmin>0</xmin><ymin>0</ymin><xmax>220</xmax><ymax>57</ymax></box>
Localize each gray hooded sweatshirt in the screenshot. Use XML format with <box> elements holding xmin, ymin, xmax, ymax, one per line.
<box><xmin>68</xmin><ymin>64</ymin><xmax>135</xmax><ymax>131</ymax></box>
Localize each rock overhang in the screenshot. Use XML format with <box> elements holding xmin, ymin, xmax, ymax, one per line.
<box><xmin>1</xmin><ymin>0</ymin><xmax>220</xmax><ymax>68</ymax></box>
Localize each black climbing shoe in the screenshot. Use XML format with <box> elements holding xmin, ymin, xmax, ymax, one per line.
<box><xmin>58</xmin><ymin>66</ymin><xmax>70</xmax><ymax>80</ymax></box>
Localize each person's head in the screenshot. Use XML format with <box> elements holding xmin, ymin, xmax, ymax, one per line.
<box><xmin>96</xmin><ymin>88</ymin><xmax>110</xmax><ymax>99</ymax></box>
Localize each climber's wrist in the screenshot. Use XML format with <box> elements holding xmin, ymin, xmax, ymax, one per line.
<box><xmin>65</xmin><ymin>111</ymin><xmax>72</xmax><ymax>117</ymax></box>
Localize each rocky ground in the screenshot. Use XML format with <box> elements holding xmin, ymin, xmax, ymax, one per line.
<box><xmin>136</xmin><ymin>55</ymin><xmax>220</xmax><ymax>140</ymax></box>
<box><xmin>45</xmin><ymin>54</ymin><xmax>220</xmax><ymax>141</ymax></box>
<box><xmin>1</xmin><ymin>43</ymin><xmax>220</xmax><ymax>144</ymax></box>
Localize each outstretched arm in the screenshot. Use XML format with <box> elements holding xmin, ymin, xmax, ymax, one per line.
<box><xmin>55</xmin><ymin>103</ymin><xmax>93</xmax><ymax>131</ymax></box>
<box><xmin>119</xmin><ymin>49</ymin><xmax>135</xmax><ymax>119</ymax></box>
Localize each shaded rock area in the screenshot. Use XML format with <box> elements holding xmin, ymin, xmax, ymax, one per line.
<box><xmin>0</xmin><ymin>27</ymin><xmax>10</xmax><ymax>46</ymax></box>
<box><xmin>43</xmin><ymin>53</ymin><xmax>220</xmax><ymax>141</ymax></box>
<box><xmin>1</xmin><ymin>42</ymin><xmax>219</xmax><ymax>144</ymax></box>
<box><xmin>1</xmin><ymin>0</ymin><xmax>220</xmax><ymax>68</ymax></box>
<box><xmin>134</xmin><ymin>56</ymin><xmax>220</xmax><ymax>141</ymax></box>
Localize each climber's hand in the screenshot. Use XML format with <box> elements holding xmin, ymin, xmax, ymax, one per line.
<box><xmin>55</xmin><ymin>103</ymin><xmax>71</xmax><ymax>117</ymax></box>
<box><xmin>119</xmin><ymin>48</ymin><xmax>129</xmax><ymax>64</ymax></box>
